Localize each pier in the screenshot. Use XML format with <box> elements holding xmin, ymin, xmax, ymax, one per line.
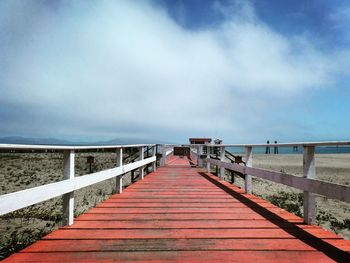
<box><xmin>0</xmin><ymin>142</ymin><xmax>350</xmax><ymax>262</ymax></box>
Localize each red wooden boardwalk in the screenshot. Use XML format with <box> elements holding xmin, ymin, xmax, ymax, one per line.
<box><xmin>4</xmin><ymin>156</ymin><xmax>350</xmax><ymax>262</ymax></box>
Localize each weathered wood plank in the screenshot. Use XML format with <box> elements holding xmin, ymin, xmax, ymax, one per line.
<box><xmin>76</xmin><ymin>212</ymin><xmax>302</xmax><ymax>221</ymax></box>
<box><xmin>4</xmin><ymin>251</ymin><xmax>344</xmax><ymax>263</ymax></box>
<box><xmin>43</xmin><ymin>228</ymin><xmax>341</xmax><ymax>240</ymax></box>
<box><xmin>22</xmin><ymin>238</ymin><xmax>350</xmax><ymax>252</ymax></box>
<box><xmin>85</xmin><ymin>207</ymin><xmax>289</xmax><ymax>214</ymax></box>
<box><xmin>95</xmin><ymin>202</ymin><xmax>277</xmax><ymax>208</ymax></box>
<box><xmin>63</xmin><ymin>220</ymin><xmax>311</xmax><ymax>229</ymax></box>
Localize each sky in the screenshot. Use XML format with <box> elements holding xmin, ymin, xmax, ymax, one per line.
<box><xmin>0</xmin><ymin>0</ymin><xmax>349</xmax><ymax>144</ymax></box>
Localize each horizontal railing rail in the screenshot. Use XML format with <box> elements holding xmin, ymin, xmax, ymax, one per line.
<box><xmin>201</xmin><ymin>141</ymin><xmax>350</xmax><ymax>225</ymax></box>
<box><xmin>207</xmin><ymin>158</ymin><xmax>350</xmax><ymax>203</ymax></box>
<box><xmin>0</xmin><ymin>143</ymin><xmax>155</xmax><ymax>152</ymax></box>
<box><xmin>0</xmin><ymin>144</ymin><xmax>157</xmax><ymax>225</ymax></box>
<box><xmin>162</xmin><ymin>141</ymin><xmax>350</xmax><ymax>147</ymax></box>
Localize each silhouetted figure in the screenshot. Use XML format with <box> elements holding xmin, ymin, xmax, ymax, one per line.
<box><xmin>293</xmin><ymin>146</ymin><xmax>298</xmax><ymax>152</ymax></box>
<box><xmin>274</xmin><ymin>141</ymin><xmax>278</xmax><ymax>154</ymax></box>
<box><xmin>265</xmin><ymin>140</ymin><xmax>270</xmax><ymax>154</ymax></box>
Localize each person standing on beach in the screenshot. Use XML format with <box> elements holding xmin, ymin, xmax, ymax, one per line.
<box><xmin>265</xmin><ymin>140</ymin><xmax>270</xmax><ymax>154</ymax></box>
<box><xmin>274</xmin><ymin>141</ymin><xmax>279</xmax><ymax>154</ymax></box>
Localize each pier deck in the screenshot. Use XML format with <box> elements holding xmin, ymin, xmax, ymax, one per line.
<box><xmin>4</xmin><ymin>156</ymin><xmax>350</xmax><ymax>262</ymax></box>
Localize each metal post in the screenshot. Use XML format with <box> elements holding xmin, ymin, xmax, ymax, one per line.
<box><xmin>206</xmin><ymin>146</ymin><xmax>210</xmax><ymax>173</ymax></box>
<box><xmin>116</xmin><ymin>148</ymin><xmax>123</xmax><ymax>194</ymax></box>
<box><xmin>303</xmin><ymin>146</ymin><xmax>316</xmax><ymax>224</ymax></box>
<box><xmin>219</xmin><ymin>146</ymin><xmax>225</xmax><ymax>180</ymax></box>
<box><xmin>62</xmin><ymin>150</ymin><xmax>75</xmax><ymax>226</ymax></box>
<box><xmin>139</xmin><ymin>146</ymin><xmax>144</xmax><ymax>180</ymax></box>
<box><xmin>245</xmin><ymin>146</ymin><xmax>252</xmax><ymax>194</ymax></box>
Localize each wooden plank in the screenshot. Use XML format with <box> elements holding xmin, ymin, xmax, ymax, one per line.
<box><xmin>64</xmin><ymin>220</ymin><xmax>311</xmax><ymax>229</ymax></box>
<box><xmin>95</xmin><ymin>202</ymin><xmax>277</xmax><ymax>208</ymax></box>
<box><xmin>23</xmin><ymin>238</ymin><xmax>350</xmax><ymax>252</ymax></box>
<box><xmin>43</xmin><ymin>228</ymin><xmax>341</xmax><ymax>240</ymax></box>
<box><xmin>76</xmin><ymin>213</ymin><xmax>302</xmax><ymax>221</ymax></box>
<box><xmin>103</xmin><ymin>198</ymin><xmax>268</xmax><ymax>203</ymax></box>
<box><xmin>85</xmin><ymin>207</ymin><xmax>289</xmax><ymax>214</ymax></box>
<box><xmin>4</xmin><ymin>251</ymin><xmax>345</xmax><ymax>263</ymax></box>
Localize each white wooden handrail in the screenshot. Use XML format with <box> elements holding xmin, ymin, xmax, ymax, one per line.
<box><xmin>0</xmin><ymin>144</ymin><xmax>157</xmax><ymax>225</ymax></box>
<box><xmin>207</xmin><ymin>158</ymin><xmax>350</xmax><ymax>203</ymax></box>
<box><xmin>199</xmin><ymin>141</ymin><xmax>350</xmax><ymax>224</ymax></box>
<box><xmin>0</xmin><ymin>143</ymin><xmax>155</xmax><ymax>151</ymax></box>
<box><xmin>162</xmin><ymin>141</ymin><xmax>350</xmax><ymax>147</ymax></box>
<box><xmin>0</xmin><ymin>156</ymin><xmax>155</xmax><ymax>216</ymax></box>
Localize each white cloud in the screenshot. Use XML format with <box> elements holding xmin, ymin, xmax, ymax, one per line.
<box><xmin>0</xmin><ymin>0</ymin><xmax>348</xmax><ymax>142</ymax></box>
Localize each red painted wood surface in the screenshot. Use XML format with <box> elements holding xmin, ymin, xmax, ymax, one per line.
<box><xmin>3</xmin><ymin>156</ymin><xmax>350</xmax><ymax>262</ymax></box>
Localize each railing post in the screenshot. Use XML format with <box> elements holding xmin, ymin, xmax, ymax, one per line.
<box><xmin>303</xmin><ymin>146</ymin><xmax>316</xmax><ymax>224</ymax></box>
<box><xmin>215</xmin><ymin>147</ymin><xmax>219</xmax><ymax>175</ymax></box>
<box><xmin>245</xmin><ymin>146</ymin><xmax>252</xmax><ymax>194</ymax></box>
<box><xmin>206</xmin><ymin>146</ymin><xmax>210</xmax><ymax>173</ymax></box>
<box><xmin>139</xmin><ymin>146</ymin><xmax>144</xmax><ymax>180</ymax></box>
<box><xmin>116</xmin><ymin>148</ymin><xmax>123</xmax><ymax>194</ymax></box>
<box><xmin>160</xmin><ymin>145</ymin><xmax>166</xmax><ymax>166</ymax></box>
<box><xmin>197</xmin><ymin>145</ymin><xmax>202</xmax><ymax>167</ymax></box>
<box><xmin>152</xmin><ymin>145</ymin><xmax>157</xmax><ymax>172</ymax></box>
<box><xmin>219</xmin><ymin>146</ymin><xmax>225</xmax><ymax>180</ymax></box>
<box><xmin>62</xmin><ymin>150</ymin><xmax>74</xmax><ymax>226</ymax></box>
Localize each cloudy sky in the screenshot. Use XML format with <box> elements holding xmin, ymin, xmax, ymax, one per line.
<box><xmin>0</xmin><ymin>0</ymin><xmax>349</xmax><ymax>143</ymax></box>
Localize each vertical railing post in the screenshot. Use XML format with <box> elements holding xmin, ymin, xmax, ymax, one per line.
<box><xmin>219</xmin><ymin>146</ymin><xmax>225</xmax><ymax>180</ymax></box>
<box><xmin>197</xmin><ymin>145</ymin><xmax>201</xmax><ymax>167</ymax></box>
<box><xmin>152</xmin><ymin>145</ymin><xmax>157</xmax><ymax>172</ymax></box>
<box><xmin>215</xmin><ymin>147</ymin><xmax>219</xmax><ymax>175</ymax></box>
<box><xmin>206</xmin><ymin>146</ymin><xmax>210</xmax><ymax>173</ymax></box>
<box><xmin>303</xmin><ymin>146</ymin><xmax>316</xmax><ymax>224</ymax></box>
<box><xmin>139</xmin><ymin>146</ymin><xmax>144</xmax><ymax>180</ymax></box>
<box><xmin>116</xmin><ymin>148</ymin><xmax>123</xmax><ymax>194</ymax></box>
<box><xmin>245</xmin><ymin>146</ymin><xmax>253</xmax><ymax>194</ymax></box>
<box><xmin>62</xmin><ymin>150</ymin><xmax>75</xmax><ymax>226</ymax></box>
<box><xmin>160</xmin><ymin>145</ymin><xmax>166</xmax><ymax>166</ymax></box>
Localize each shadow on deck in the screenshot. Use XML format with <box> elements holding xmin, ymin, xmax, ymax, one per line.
<box><xmin>4</xmin><ymin>156</ymin><xmax>350</xmax><ymax>262</ymax></box>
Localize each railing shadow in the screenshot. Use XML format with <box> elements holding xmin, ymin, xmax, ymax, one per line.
<box><xmin>198</xmin><ymin>171</ymin><xmax>350</xmax><ymax>262</ymax></box>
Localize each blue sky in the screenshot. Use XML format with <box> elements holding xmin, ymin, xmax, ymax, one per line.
<box><xmin>0</xmin><ymin>0</ymin><xmax>349</xmax><ymax>143</ymax></box>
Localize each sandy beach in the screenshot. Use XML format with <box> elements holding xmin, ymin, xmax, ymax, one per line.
<box><xmin>0</xmin><ymin>152</ymin><xmax>349</xmax><ymax>259</ymax></box>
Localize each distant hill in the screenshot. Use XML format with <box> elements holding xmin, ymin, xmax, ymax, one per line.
<box><xmin>0</xmin><ymin>136</ymin><xmax>170</xmax><ymax>146</ymax></box>
<box><xmin>0</xmin><ymin>136</ymin><xmax>73</xmax><ymax>145</ymax></box>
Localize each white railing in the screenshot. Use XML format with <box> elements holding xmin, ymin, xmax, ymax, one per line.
<box><xmin>0</xmin><ymin>144</ymin><xmax>156</xmax><ymax>225</ymax></box>
<box><xmin>159</xmin><ymin>145</ymin><xmax>174</xmax><ymax>166</ymax></box>
<box><xmin>201</xmin><ymin>141</ymin><xmax>350</xmax><ymax>224</ymax></box>
<box><xmin>2</xmin><ymin>141</ymin><xmax>349</xmax><ymax>226</ymax></box>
